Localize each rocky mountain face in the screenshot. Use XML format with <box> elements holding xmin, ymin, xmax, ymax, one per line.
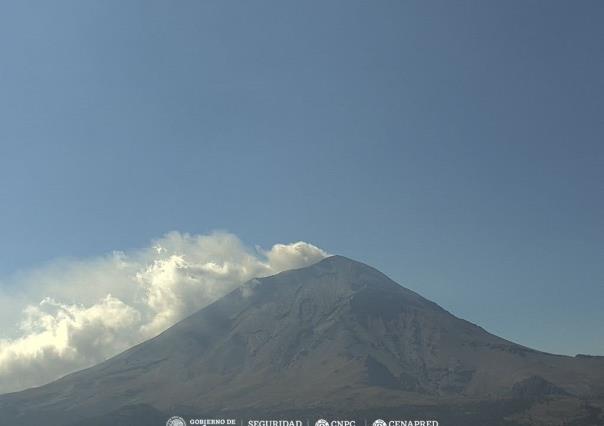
<box><xmin>1</xmin><ymin>256</ymin><xmax>603</xmax><ymax>425</ymax></box>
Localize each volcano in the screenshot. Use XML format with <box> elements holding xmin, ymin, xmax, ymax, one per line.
<box><xmin>1</xmin><ymin>256</ymin><xmax>603</xmax><ymax>425</ymax></box>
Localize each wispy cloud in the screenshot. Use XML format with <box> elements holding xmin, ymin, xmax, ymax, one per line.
<box><xmin>0</xmin><ymin>231</ymin><xmax>328</xmax><ymax>394</ymax></box>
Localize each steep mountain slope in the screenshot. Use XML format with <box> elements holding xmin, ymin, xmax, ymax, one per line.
<box><xmin>1</xmin><ymin>256</ymin><xmax>603</xmax><ymax>425</ymax></box>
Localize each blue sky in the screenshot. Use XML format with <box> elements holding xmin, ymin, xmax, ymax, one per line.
<box><xmin>0</xmin><ymin>1</ymin><xmax>602</xmax><ymax>356</ymax></box>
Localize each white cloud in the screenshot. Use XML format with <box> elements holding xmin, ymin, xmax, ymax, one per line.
<box><xmin>264</xmin><ymin>241</ymin><xmax>331</xmax><ymax>272</ymax></box>
<box><xmin>0</xmin><ymin>232</ymin><xmax>328</xmax><ymax>394</ymax></box>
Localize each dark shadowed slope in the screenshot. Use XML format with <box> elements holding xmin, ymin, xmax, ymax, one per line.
<box><xmin>1</xmin><ymin>256</ymin><xmax>603</xmax><ymax>425</ymax></box>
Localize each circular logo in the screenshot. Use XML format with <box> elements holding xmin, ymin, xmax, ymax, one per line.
<box><xmin>373</xmin><ymin>420</ymin><xmax>387</xmax><ymax>426</ymax></box>
<box><xmin>167</xmin><ymin>416</ymin><xmax>187</xmax><ymax>426</ymax></box>
<box><xmin>315</xmin><ymin>419</ymin><xmax>329</xmax><ymax>426</ymax></box>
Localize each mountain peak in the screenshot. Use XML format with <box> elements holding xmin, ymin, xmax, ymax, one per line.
<box><xmin>3</xmin><ymin>256</ymin><xmax>604</xmax><ymax>426</ymax></box>
<box><xmin>301</xmin><ymin>254</ymin><xmax>426</xmax><ymax>299</ymax></box>
<box><xmin>314</xmin><ymin>254</ymin><xmax>384</xmax><ymax>274</ymax></box>
<box><xmin>316</xmin><ymin>254</ymin><xmax>375</xmax><ymax>269</ymax></box>
<box><xmin>321</xmin><ymin>254</ymin><xmax>362</xmax><ymax>264</ymax></box>
<box><xmin>287</xmin><ymin>254</ymin><xmax>389</xmax><ymax>281</ymax></box>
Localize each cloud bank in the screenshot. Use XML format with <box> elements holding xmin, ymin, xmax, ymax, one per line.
<box><xmin>0</xmin><ymin>232</ymin><xmax>328</xmax><ymax>394</ymax></box>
